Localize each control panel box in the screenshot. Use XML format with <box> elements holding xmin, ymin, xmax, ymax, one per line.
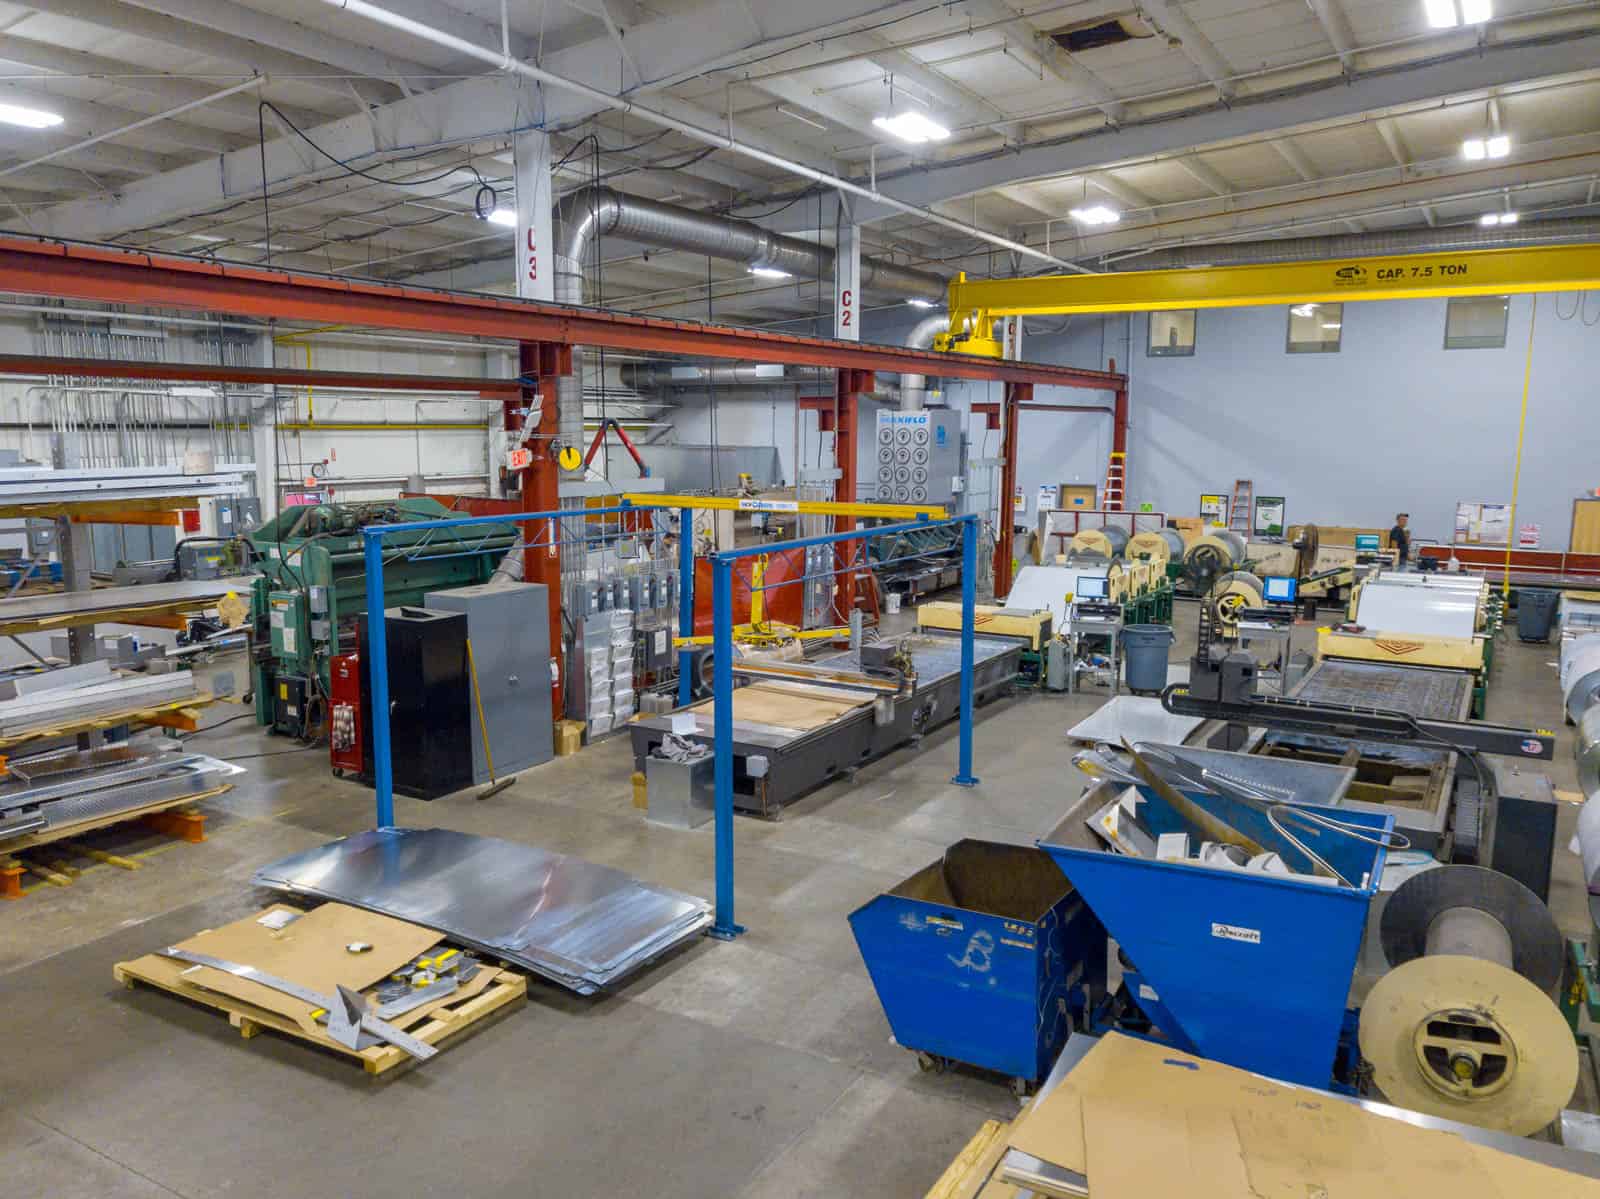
<box><xmin>874</xmin><ymin>409</ymin><xmax>963</xmax><ymax>505</ymax></box>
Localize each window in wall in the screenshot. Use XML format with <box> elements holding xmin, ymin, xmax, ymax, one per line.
<box><xmin>1444</xmin><ymin>295</ymin><xmax>1510</xmax><ymax>349</ymax></box>
<box><xmin>1286</xmin><ymin>302</ymin><xmax>1343</xmax><ymax>353</ymax></box>
<box><xmin>1148</xmin><ymin>309</ymin><xmax>1196</xmax><ymax>357</ymax></box>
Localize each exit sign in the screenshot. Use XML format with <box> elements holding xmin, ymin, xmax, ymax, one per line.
<box><xmin>506</xmin><ymin>448</ymin><xmax>533</xmax><ymax>471</ymax></box>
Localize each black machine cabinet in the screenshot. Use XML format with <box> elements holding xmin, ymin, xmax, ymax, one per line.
<box><xmin>357</xmin><ymin>606</ymin><xmax>472</xmax><ymax>800</ymax></box>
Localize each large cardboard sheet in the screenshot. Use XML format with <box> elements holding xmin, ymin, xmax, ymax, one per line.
<box><xmin>1004</xmin><ymin>1032</ymin><xmax>1597</xmax><ymax>1199</ymax></box>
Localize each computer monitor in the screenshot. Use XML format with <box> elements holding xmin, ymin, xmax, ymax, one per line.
<box><xmin>1263</xmin><ymin>575</ymin><xmax>1298</xmax><ymax>604</ymax></box>
<box><xmin>1076</xmin><ymin>575</ymin><xmax>1109</xmax><ymax>600</ymax></box>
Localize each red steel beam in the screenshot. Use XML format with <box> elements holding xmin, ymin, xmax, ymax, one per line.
<box><xmin>833</xmin><ymin>369</ymin><xmax>868</xmax><ymax>619</ymax></box>
<box><xmin>971</xmin><ymin>403</ymin><xmax>1112</xmax><ymax>415</ymax></box>
<box><xmin>0</xmin><ymin>352</ymin><xmax>520</xmax><ymax>396</ymax></box>
<box><xmin>996</xmin><ymin>383</ymin><xmax>1027</xmax><ymax>596</ymax></box>
<box><xmin>0</xmin><ymin>237</ymin><xmax>1125</xmax><ymax>391</ymax></box>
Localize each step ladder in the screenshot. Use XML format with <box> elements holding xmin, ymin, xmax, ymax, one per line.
<box><xmin>1228</xmin><ymin>479</ymin><xmax>1253</xmax><ymax>533</ymax></box>
<box><xmin>1102</xmin><ymin>452</ymin><xmax>1125</xmax><ymax>512</ymax></box>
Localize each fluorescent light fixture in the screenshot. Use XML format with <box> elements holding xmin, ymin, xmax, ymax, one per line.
<box><xmin>1425</xmin><ymin>0</ymin><xmax>1490</xmax><ymax>26</ymax></box>
<box><xmin>185</xmin><ymin>233</ymin><xmax>226</xmax><ymax>244</ymax></box>
<box><xmin>748</xmin><ymin>266</ymin><xmax>792</xmax><ymax>279</ymax></box>
<box><xmin>1462</xmin><ymin>135</ymin><xmax>1510</xmax><ymax>161</ymax></box>
<box><xmin>1481</xmin><ymin>211</ymin><xmax>1519</xmax><ymax>226</ymax></box>
<box><xmin>0</xmin><ymin>102</ymin><xmax>62</xmax><ymax>129</ymax></box>
<box><xmin>486</xmin><ymin>208</ymin><xmax>517</xmax><ymax>226</ymax></box>
<box><xmin>1069</xmin><ymin>205</ymin><xmax>1121</xmax><ymax>226</ymax></box>
<box><xmin>1320</xmin><ymin>322</ymin><xmax>1342</xmax><ymax>330</ymax></box>
<box><xmin>1500</xmin><ymin>210</ymin><xmax>1518</xmax><ymax>224</ymax></box>
<box><xmin>1290</xmin><ymin>303</ymin><xmax>1318</xmax><ymax>317</ymax></box>
<box><xmin>871</xmin><ymin>111</ymin><xmax>950</xmax><ymax>144</ymax></box>
<box><xmin>907</xmin><ymin>298</ymin><xmax>936</xmax><ymax>308</ymax></box>
<box><xmin>169</xmin><ymin>385</ymin><xmax>218</xmax><ymax>398</ymax></box>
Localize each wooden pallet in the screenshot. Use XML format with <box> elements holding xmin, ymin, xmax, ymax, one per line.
<box><xmin>0</xmin><ymin>784</ymin><xmax>227</xmax><ymax>899</ymax></box>
<box><xmin>925</xmin><ymin>1118</ymin><xmax>1024</xmax><ymax>1199</ymax></box>
<box><xmin>114</xmin><ymin>955</ymin><xmax>528</xmax><ymax>1075</ymax></box>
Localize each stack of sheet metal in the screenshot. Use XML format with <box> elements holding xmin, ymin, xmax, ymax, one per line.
<box><xmin>0</xmin><ymin>672</ymin><xmax>197</xmax><ymax>738</ymax></box>
<box><xmin>0</xmin><ymin>741</ymin><xmax>242</xmax><ymax>842</ymax></box>
<box><xmin>252</xmin><ymin>827</ymin><xmax>713</xmax><ymax>995</ymax></box>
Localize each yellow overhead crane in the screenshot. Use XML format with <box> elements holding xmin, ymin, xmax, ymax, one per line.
<box><xmin>936</xmin><ymin>242</ymin><xmax>1600</xmax><ymax>357</ymax></box>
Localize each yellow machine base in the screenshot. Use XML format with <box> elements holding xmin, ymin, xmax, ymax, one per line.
<box><xmin>917</xmin><ymin>602</ymin><xmax>1052</xmax><ymax>651</ymax></box>
<box><xmin>1317</xmin><ymin>626</ymin><xmax>1486</xmax><ymax>672</ymax></box>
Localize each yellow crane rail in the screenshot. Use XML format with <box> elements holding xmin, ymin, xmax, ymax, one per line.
<box><xmin>941</xmin><ymin>243</ymin><xmax>1600</xmax><ymax>354</ymax></box>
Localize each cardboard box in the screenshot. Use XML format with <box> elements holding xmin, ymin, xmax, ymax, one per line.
<box><xmin>554</xmin><ymin>719</ymin><xmax>584</xmax><ymax>756</ymax></box>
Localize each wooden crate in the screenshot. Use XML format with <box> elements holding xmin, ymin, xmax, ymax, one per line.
<box><xmin>115</xmin><ymin>954</ymin><xmax>527</xmax><ymax>1076</ymax></box>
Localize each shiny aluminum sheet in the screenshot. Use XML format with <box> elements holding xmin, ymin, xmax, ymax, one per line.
<box><xmin>1004</xmin><ymin>565</ymin><xmax>1102</xmax><ymax>631</ymax></box>
<box><xmin>1066</xmin><ymin>695</ymin><xmax>1203</xmax><ymax>747</ymax></box>
<box><xmin>252</xmin><ymin>828</ymin><xmax>712</xmax><ymax>995</ymax></box>
<box><xmin>1354</xmin><ymin>584</ymin><xmax>1477</xmax><ymax>639</ymax></box>
<box><xmin>0</xmin><ymin>757</ymin><xmax>241</xmax><ymax>842</ymax></box>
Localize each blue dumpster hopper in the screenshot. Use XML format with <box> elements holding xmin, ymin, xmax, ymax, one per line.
<box><xmin>1039</xmin><ymin>781</ymin><xmax>1391</xmax><ymax>1088</ymax></box>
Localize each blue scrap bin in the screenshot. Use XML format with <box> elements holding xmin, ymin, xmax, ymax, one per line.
<box><xmin>849</xmin><ymin>839</ymin><xmax>1107</xmax><ymax>1084</ymax></box>
<box><xmin>1039</xmin><ymin>783</ymin><xmax>1391</xmax><ymax>1089</ymax></box>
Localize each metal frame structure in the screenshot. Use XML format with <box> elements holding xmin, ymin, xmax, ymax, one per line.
<box><xmin>358</xmin><ymin>499</ymin><xmax>982</xmax><ymax>941</ymax></box>
<box><xmin>0</xmin><ymin>233</ymin><xmax>1126</xmax><ymax>718</ymax></box>
<box><xmin>706</xmin><ymin>513</ymin><xmax>981</xmax><ymax>938</ymax></box>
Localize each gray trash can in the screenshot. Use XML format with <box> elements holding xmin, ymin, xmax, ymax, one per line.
<box><xmin>1121</xmin><ymin>624</ymin><xmax>1175</xmax><ymax>692</ymax></box>
<box><xmin>1517</xmin><ymin>589</ymin><xmax>1558</xmax><ymax>643</ymax></box>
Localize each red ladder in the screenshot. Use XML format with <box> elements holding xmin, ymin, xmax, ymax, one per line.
<box><xmin>1102</xmin><ymin>452</ymin><xmax>1126</xmax><ymax>512</ymax></box>
<box><xmin>1228</xmin><ymin>479</ymin><xmax>1253</xmax><ymax>533</ymax></box>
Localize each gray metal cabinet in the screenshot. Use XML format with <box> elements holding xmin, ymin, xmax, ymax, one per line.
<box><xmin>425</xmin><ymin>582</ymin><xmax>554</xmax><ymax>782</ymax></box>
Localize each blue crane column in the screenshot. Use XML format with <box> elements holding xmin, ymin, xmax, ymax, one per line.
<box><xmin>678</xmin><ymin>507</ymin><xmax>695</xmax><ymax>707</ymax></box>
<box><xmin>709</xmin><ymin>553</ymin><xmax>743</xmax><ymax>939</ymax></box>
<box><xmin>362</xmin><ymin>530</ymin><xmax>395</xmax><ymax>827</ymax></box>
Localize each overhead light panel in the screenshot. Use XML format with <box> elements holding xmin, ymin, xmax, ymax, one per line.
<box><xmin>1461</xmin><ymin>135</ymin><xmax>1510</xmax><ymax>161</ymax></box>
<box><xmin>1290</xmin><ymin>303</ymin><xmax>1318</xmax><ymax>318</ymax></box>
<box><xmin>1069</xmin><ymin>205</ymin><xmax>1121</xmax><ymax>226</ymax></box>
<box><xmin>0</xmin><ymin>102</ymin><xmax>62</xmax><ymax>129</ymax></box>
<box><xmin>486</xmin><ymin>208</ymin><xmax>517</xmax><ymax>227</ymax></box>
<box><xmin>1480</xmin><ymin>211</ymin><xmax>1519</xmax><ymax>226</ymax></box>
<box><xmin>872</xmin><ymin>111</ymin><xmax>950</xmax><ymax>144</ymax></box>
<box><xmin>1425</xmin><ymin>0</ymin><xmax>1491</xmax><ymax>27</ymax></box>
<box><xmin>749</xmin><ymin>266</ymin><xmax>792</xmax><ymax>279</ymax></box>
<box><xmin>907</xmin><ymin>298</ymin><xmax>936</xmax><ymax>308</ymax></box>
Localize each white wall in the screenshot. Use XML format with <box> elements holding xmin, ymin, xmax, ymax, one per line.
<box><xmin>1124</xmin><ymin>293</ymin><xmax>1597</xmax><ymax>548</ymax></box>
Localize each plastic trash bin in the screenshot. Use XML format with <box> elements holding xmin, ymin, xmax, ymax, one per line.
<box><xmin>849</xmin><ymin>840</ymin><xmax>1106</xmax><ymax>1086</ymax></box>
<box><xmin>1121</xmin><ymin>623</ymin><xmax>1175</xmax><ymax>692</ymax></box>
<box><xmin>1517</xmin><ymin>589</ymin><xmax>1558</xmax><ymax>643</ymax></box>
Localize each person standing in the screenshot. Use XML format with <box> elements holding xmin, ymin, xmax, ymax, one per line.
<box><xmin>1389</xmin><ymin>513</ymin><xmax>1411</xmax><ymax>571</ymax></box>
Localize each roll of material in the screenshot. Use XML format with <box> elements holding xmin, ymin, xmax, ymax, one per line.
<box><xmin>1211</xmin><ymin>570</ymin><xmax>1265</xmax><ymax>635</ymax></box>
<box><xmin>1185</xmin><ymin>531</ymin><xmax>1246</xmax><ymax>571</ymax></box>
<box><xmin>1354</xmin><ymin>584</ymin><xmax>1478</xmax><ymax>639</ymax></box>
<box><xmin>1126</xmin><ymin>529</ymin><xmax>1183</xmax><ymax>567</ymax></box>
<box><xmin>1070</xmin><ymin>526</ymin><xmax>1129</xmax><ymax>558</ymax></box>
<box><xmin>1579</xmin><ymin>785</ymin><xmax>1600</xmax><ymax>891</ymax></box>
<box><xmin>1562</xmin><ymin>634</ymin><xmax>1600</xmax><ymax>723</ymax></box>
<box><xmin>1581</xmin><ymin>706</ymin><xmax>1600</xmax><ymax>804</ymax></box>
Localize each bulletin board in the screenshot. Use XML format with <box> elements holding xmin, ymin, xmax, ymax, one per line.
<box><xmin>1253</xmin><ymin>496</ymin><xmax>1286</xmax><ymax>537</ymax></box>
<box><xmin>1453</xmin><ymin>500</ymin><xmax>1511</xmax><ymax>546</ymax></box>
<box><xmin>1199</xmin><ymin>493</ymin><xmax>1229</xmax><ymax>532</ymax></box>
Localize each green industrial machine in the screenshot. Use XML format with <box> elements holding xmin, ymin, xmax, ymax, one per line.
<box><xmin>248</xmin><ymin>497</ymin><xmax>516</xmax><ymax>737</ymax></box>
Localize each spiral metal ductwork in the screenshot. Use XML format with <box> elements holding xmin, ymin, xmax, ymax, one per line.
<box><xmin>617</xmin><ymin>362</ymin><xmax>830</xmax><ymax>390</ymax></box>
<box><xmin>1112</xmin><ymin>217</ymin><xmax>1600</xmax><ymax>271</ymax></box>
<box><xmin>898</xmin><ymin>312</ymin><xmax>951</xmax><ymax>411</ymax></box>
<box><xmin>553</xmin><ymin>187</ymin><xmax>948</xmax><ymax>464</ymax></box>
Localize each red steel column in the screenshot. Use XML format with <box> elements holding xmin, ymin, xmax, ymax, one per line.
<box><xmin>995</xmin><ymin>381</ymin><xmax>1027</xmax><ymax>596</ymax></box>
<box><xmin>518</xmin><ymin>340</ymin><xmax>570</xmax><ymax>719</ymax></box>
<box><xmin>833</xmin><ymin>368</ymin><xmax>870</xmax><ymax>618</ymax></box>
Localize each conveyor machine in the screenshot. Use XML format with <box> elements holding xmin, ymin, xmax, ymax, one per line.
<box><xmin>628</xmin><ymin>629</ymin><xmax>1021</xmax><ymax>817</ymax></box>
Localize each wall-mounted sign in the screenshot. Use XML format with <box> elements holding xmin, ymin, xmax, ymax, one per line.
<box><xmin>1518</xmin><ymin>522</ymin><xmax>1541</xmax><ymax>548</ymax></box>
<box><xmin>1253</xmin><ymin>496</ymin><xmax>1286</xmax><ymax>537</ymax></box>
<box><xmin>1199</xmin><ymin>493</ymin><xmax>1229</xmax><ymax>532</ymax></box>
<box><xmin>1454</xmin><ymin>500</ymin><xmax>1511</xmax><ymax>546</ymax></box>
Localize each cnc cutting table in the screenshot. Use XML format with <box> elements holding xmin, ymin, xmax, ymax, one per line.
<box><xmin>628</xmin><ymin>633</ymin><xmax>1021</xmax><ymax>816</ymax></box>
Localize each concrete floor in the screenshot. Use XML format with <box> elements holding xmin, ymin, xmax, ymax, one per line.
<box><xmin>2</xmin><ymin>608</ymin><xmax>1592</xmax><ymax>1198</ymax></box>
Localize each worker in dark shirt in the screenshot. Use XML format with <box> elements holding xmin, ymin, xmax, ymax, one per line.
<box><xmin>1389</xmin><ymin>513</ymin><xmax>1411</xmax><ymax>570</ymax></box>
